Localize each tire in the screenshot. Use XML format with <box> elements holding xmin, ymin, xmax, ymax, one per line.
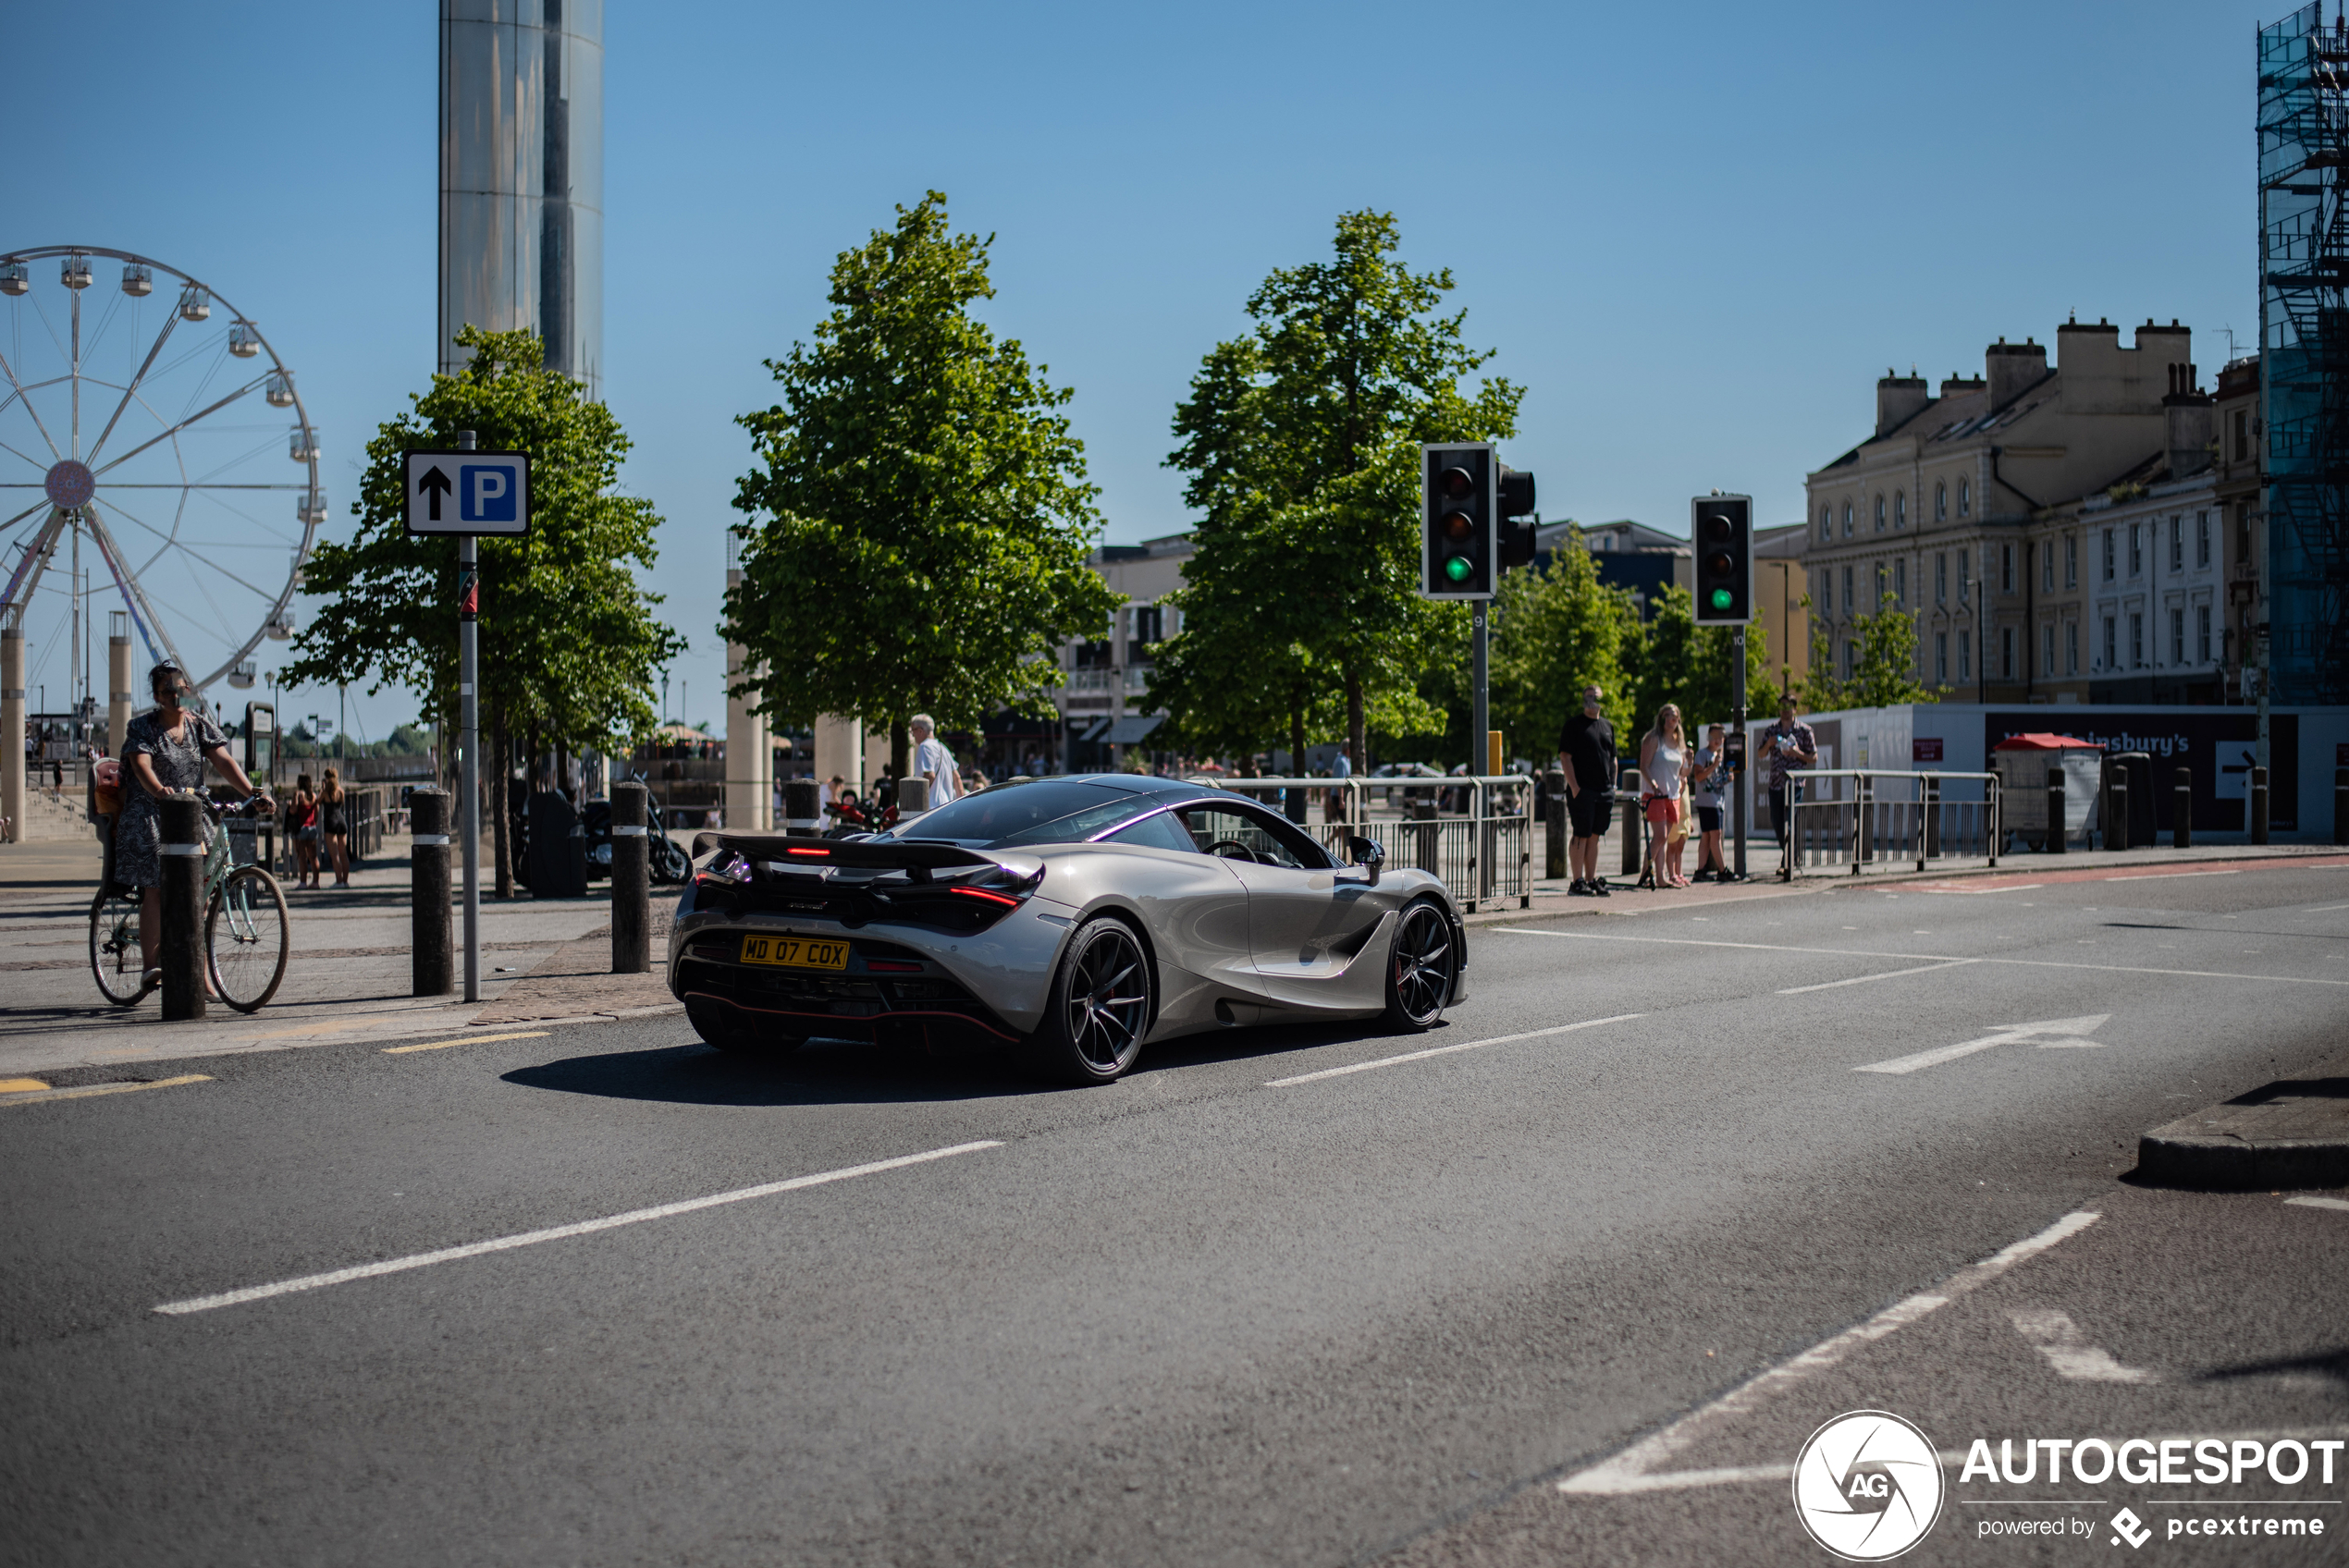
<box><xmin>89</xmin><ymin>886</ymin><xmax>152</xmax><ymax>1007</ymax></box>
<box><xmin>1024</xmin><ymin>916</ymin><xmax>1152</xmax><ymax>1085</ymax></box>
<box><xmin>207</xmin><ymin>865</ymin><xmax>289</xmax><ymax>1013</ymax></box>
<box><xmin>685</xmin><ymin>996</ymin><xmax>805</xmax><ymax>1056</ymax></box>
<box><xmin>1383</xmin><ymin>899</ymin><xmax>1456</xmax><ymax>1032</ymax></box>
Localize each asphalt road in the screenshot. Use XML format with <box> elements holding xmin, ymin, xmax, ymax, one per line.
<box><xmin>3</xmin><ymin>861</ymin><xmax>2344</xmax><ymax>1566</ymax></box>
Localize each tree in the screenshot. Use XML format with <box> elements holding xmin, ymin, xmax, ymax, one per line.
<box><xmin>1489</xmin><ymin>528</ymin><xmax>1640</xmax><ymax>761</ymax></box>
<box><xmin>726</xmin><ymin>192</ymin><xmax>1118</xmax><ymax>783</ymax></box>
<box><xmin>1808</xmin><ymin>593</ymin><xmax>1941</xmax><ymax>710</ymax></box>
<box><xmin>285</xmin><ymin>325</ymin><xmax>683</xmax><ymax>894</ymax></box>
<box><xmin>1626</xmin><ymin>586</ymin><xmax>1780</xmax><ymax>737</ymax></box>
<box><xmin>1155</xmin><ymin>211</ymin><xmax>1521</xmax><ymax>776</ymax></box>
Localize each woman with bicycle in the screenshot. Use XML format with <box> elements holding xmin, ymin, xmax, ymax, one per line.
<box><xmin>117</xmin><ymin>661</ymin><xmax>272</xmax><ymax>988</ymax></box>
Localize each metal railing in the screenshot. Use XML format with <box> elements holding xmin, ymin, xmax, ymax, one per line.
<box><xmin>1202</xmin><ymin>774</ymin><xmax>1535</xmax><ymax>911</ymax></box>
<box><xmin>1777</xmin><ymin>769</ymin><xmax>2000</xmax><ymax>879</ymax></box>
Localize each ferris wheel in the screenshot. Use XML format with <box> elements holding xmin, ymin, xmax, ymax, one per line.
<box><xmin>0</xmin><ymin>245</ymin><xmax>323</xmax><ymax>715</ymax></box>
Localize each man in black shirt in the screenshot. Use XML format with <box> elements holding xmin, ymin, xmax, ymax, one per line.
<box><xmin>1556</xmin><ymin>684</ymin><xmax>1616</xmax><ymax>896</ymax></box>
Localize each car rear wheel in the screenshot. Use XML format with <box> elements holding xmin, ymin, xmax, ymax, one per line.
<box><xmin>1024</xmin><ymin>916</ymin><xmax>1152</xmax><ymax>1085</ymax></box>
<box><xmin>1383</xmin><ymin>899</ymin><xmax>1455</xmax><ymax>1032</ymax></box>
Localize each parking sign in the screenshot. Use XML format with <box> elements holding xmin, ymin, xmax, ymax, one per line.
<box><xmin>404</xmin><ymin>450</ymin><xmax>531</xmax><ymax>536</ymax></box>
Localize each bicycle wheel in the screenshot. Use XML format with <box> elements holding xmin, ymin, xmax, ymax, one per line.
<box><xmin>206</xmin><ymin>865</ymin><xmax>289</xmax><ymax>1013</ymax></box>
<box><xmin>89</xmin><ymin>886</ymin><xmax>153</xmax><ymax>1006</ymax></box>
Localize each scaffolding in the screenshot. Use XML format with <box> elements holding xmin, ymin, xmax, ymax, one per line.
<box><xmin>2259</xmin><ymin>3</ymin><xmax>2349</xmax><ymax>704</ymax></box>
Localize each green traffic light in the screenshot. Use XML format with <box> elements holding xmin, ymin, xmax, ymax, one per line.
<box><xmin>1445</xmin><ymin>556</ymin><xmax>1473</xmax><ymax>583</ymax></box>
<box><xmin>1710</xmin><ymin>588</ymin><xmax>1733</xmax><ymax>610</ymax></box>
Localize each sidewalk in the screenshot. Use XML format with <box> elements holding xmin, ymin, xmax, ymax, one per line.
<box><xmin>0</xmin><ymin>834</ymin><xmax>683</xmax><ymax>1079</ymax></box>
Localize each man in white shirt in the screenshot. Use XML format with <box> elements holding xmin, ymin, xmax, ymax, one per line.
<box><xmin>908</xmin><ymin>714</ymin><xmax>961</xmax><ymax>811</ymax></box>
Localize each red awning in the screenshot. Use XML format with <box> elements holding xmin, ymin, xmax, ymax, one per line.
<box><xmin>1992</xmin><ymin>731</ymin><xmax>2103</xmax><ymax>752</ymax></box>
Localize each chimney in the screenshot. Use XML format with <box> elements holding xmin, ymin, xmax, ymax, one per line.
<box><xmin>1939</xmin><ymin>372</ymin><xmax>1986</xmax><ymax>400</ymax></box>
<box><xmin>2165</xmin><ymin>374</ymin><xmax>2214</xmax><ymax>479</ymax></box>
<box><xmin>1986</xmin><ymin>336</ymin><xmax>2048</xmax><ymax>410</ymax></box>
<box><xmin>1876</xmin><ymin>370</ymin><xmax>1929</xmax><ymax>437</ymax></box>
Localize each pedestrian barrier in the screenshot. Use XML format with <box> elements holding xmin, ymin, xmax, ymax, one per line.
<box><xmin>1777</xmin><ymin>769</ymin><xmax>2000</xmax><ymax>879</ymax></box>
<box><xmin>1206</xmin><ymin>774</ymin><xmax>1536</xmax><ymax>911</ymax></box>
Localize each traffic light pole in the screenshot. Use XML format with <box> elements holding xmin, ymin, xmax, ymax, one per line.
<box><xmin>1471</xmin><ymin>601</ymin><xmax>1489</xmax><ymax>780</ymax></box>
<box><xmin>1731</xmin><ymin>624</ymin><xmax>1748</xmax><ymax>881</ymax></box>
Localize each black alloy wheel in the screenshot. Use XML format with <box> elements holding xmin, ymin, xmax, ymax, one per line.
<box><xmin>1383</xmin><ymin>899</ymin><xmax>1455</xmax><ymax>1031</ymax></box>
<box><xmin>1028</xmin><ymin>917</ymin><xmax>1152</xmax><ymax>1084</ymax></box>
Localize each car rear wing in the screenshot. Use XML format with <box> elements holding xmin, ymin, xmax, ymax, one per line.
<box><xmin>690</xmin><ymin>830</ymin><xmax>1002</xmax><ymax>880</ymax></box>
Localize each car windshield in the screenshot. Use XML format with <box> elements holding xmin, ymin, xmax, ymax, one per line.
<box><xmin>883</xmin><ymin>778</ymin><xmax>1150</xmax><ymax>848</ymax></box>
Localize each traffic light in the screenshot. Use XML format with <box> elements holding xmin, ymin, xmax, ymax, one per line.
<box><xmin>1691</xmin><ymin>493</ymin><xmax>1753</xmax><ymax>624</ymax></box>
<box><xmin>1498</xmin><ymin>464</ymin><xmax>1538</xmax><ymax>570</ymax></box>
<box><xmin>1421</xmin><ymin>443</ymin><xmax>1494</xmax><ymax>599</ymax></box>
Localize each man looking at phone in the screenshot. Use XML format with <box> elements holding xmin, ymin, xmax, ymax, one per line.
<box><xmin>1756</xmin><ymin>696</ymin><xmax>1818</xmax><ymax>848</ymax></box>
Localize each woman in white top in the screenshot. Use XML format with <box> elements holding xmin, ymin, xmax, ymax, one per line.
<box><xmin>1638</xmin><ymin>703</ymin><xmax>1691</xmax><ymax>888</ymax></box>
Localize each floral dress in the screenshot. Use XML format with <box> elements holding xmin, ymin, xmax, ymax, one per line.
<box><xmin>115</xmin><ymin>708</ymin><xmax>228</xmax><ymax>888</ymax></box>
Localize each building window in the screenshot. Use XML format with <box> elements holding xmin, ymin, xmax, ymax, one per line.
<box><xmin>2041</xmin><ymin>542</ymin><xmax>2054</xmax><ymax>593</ymax></box>
<box><xmin>2042</xmin><ymin>622</ymin><xmax>2057</xmax><ymax>677</ymax></box>
<box><xmin>2233</xmin><ymin>409</ymin><xmax>2250</xmax><ymax>461</ymax></box>
<box><xmin>1935</xmin><ymin>554</ymin><xmax>1948</xmax><ymax>605</ymax></box>
<box><xmin>1893</xmin><ymin>558</ymin><xmax>1906</xmax><ymax>605</ymax></box>
<box><xmin>2000</xmin><ymin>543</ymin><xmax>2014</xmax><ymax>594</ymax></box>
<box><xmin>2129</xmin><ymin>523</ymin><xmax>2143</xmax><ymax>578</ymax></box>
<box><xmin>1958</xmin><ymin>629</ymin><xmax>1972</xmax><ymax>683</ymax></box>
<box><xmin>1875</xmin><ymin>495</ymin><xmax>1887</xmax><ymax>533</ymax></box>
<box><xmin>2196</xmin><ymin>604</ymin><xmax>2211</xmax><ymax>663</ymax></box>
<box><xmin>1958</xmin><ymin>478</ymin><xmax>1972</xmax><ymax>517</ymax></box>
<box><xmin>1894</xmin><ymin>491</ymin><xmax>1907</xmax><ymax>530</ymax></box>
<box><xmin>2066</xmin><ymin>621</ymin><xmax>2079</xmax><ymax>675</ymax></box>
<box><xmin>2001</xmin><ymin>625</ymin><xmax>2015</xmax><ymax>680</ymax></box>
<box><xmin>2103</xmin><ymin>616</ymin><xmax>2117</xmax><ymax>669</ymax></box>
<box><xmin>2236</xmin><ymin>503</ymin><xmax>2252</xmax><ymax>559</ymax></box>
<box><xmin>2099</xmin><ymin>530</ymin><xmax>2113</xmax><ymax>582</ymax></box>
<box><xmin>1841</xmin><ymin>565</ymin><xmax>1853</xmax><ymax>616</ymax></box>
<box><xmin>1876</xmin><ymin>561</ymin><xmax>1888</xmax><ymax>606</ymax></box>
<box><xmin>2196</xmin><ymin>510</ymin><xmax>2211</xmax><ymax>568</ymax></box>
<box><xmin>1934</xmin><ymin>631</ymin><xmax>1948</xmax><ymax>684</ymax></box>
<box><xmin>1843</xmin><ymin>640</ymin><xmax>1856</xmax><ymax>680</ymax></box>
<box><xmin>2170</xmin><ymin>606</ymin><xmax>2184</xmax><ymax>667</ymax></box>
<box><xmin>1819</xmin><ymin>505</ymin><xmax>1831</xmax><ymax>543</ymax></box>
<box><xmin>2065</xmin><ymin>535</ymin><xmax>2079</xmax><ymax>589</ymax></box>
<box><xmin>1935</xmin><ymin>482</ymin><xmax>1947</xmax><ymax>521</ymax></box>
<box><xmin>2129</xmin><ymin>612</ymin><xmax>2144</xmax><ymax>668</ymax></box>
<box><xmin>2169</xmin><ymin>516</ymin><xmax>2183</xmax><ymax>572</ymax></box>
<box><xmin>1842</xmin><ymin>502</ymin><xmax>1854</xmax><ymax>538</ymax></box>
<box><xmin>1959</xmin><ymin>548</ymin><xmax>1972</xmax><ymax>604</ymax></box>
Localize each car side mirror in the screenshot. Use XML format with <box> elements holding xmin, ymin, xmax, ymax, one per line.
<box><xmin>1346</xmin><ymin>835</ymin><xmax>1384</xmax><ymax>886</ymax></box>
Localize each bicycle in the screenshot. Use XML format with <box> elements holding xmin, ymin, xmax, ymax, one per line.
<box><xmin>91</xmin><ymin>796</ymin><xmax>290</xmax><ymax>1013</ymax></box>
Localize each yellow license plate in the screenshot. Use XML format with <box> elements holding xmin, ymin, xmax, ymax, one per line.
<box><xmin>740</xmin><ymin>935</ymin><xmax>852</xmax><ymax>971</ymax></box>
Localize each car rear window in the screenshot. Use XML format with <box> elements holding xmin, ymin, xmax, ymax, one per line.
<box><xmin>888</xmin><ymin>779</ymin><xmax>1149</xmax><ymax>848</ymax></box>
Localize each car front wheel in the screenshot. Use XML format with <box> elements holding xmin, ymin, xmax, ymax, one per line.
<box><xmin>1025</xmin><ymin>916</ymin><xmax>1152</xmax><ymax>1084</ymax></box>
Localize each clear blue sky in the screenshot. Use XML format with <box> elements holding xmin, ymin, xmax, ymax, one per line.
<box><xmin>6</xmin><ymin>0</ymin><xmax>2289</xmax><ymax>739</ymax></box>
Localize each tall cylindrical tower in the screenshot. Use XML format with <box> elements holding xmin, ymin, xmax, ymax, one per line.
<box><xmin>439</xmin><ymin>0</ymin><xmax>604</xmax><ymax>398</ymax></box>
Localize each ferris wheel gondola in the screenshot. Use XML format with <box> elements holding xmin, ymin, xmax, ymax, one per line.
<box><xmin>0</xmin><ymin>245</ymin><xmax>323</xmax><ymax>717</ymax></box>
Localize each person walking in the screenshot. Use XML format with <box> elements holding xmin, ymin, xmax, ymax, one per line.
<box><xmin>288</xmin><ymin>773</ymin><xmax>321</xmax><ymax>888</ymax></box>
<box><xmin>1756</xmin><ymin>696</ymin><xmax>1820</xmax><ymax>859</ymax></box>
<box><xmin>1638</xmin><ymin>703</ymin><xmax>1691</xmax><ymax>889</ymax></box>
<box><xmin>1691</xmin><ymin>724</ymin><xmax>1729</xmax><ymax>881</ymax></box>
<box><xmin>908</xmin><ymin>715</ymin><xmax>961</xmax><ymax>811</ymax></box>
<box><xmin>117</xmin><ymin>661</ymin><xmax>273</xmax><ymax>989</ymax></box>
<box><xmin>1556</xmin><ymin>685</ymin><xmax>1617</xmax><ymax>897</ymax></box>
<box><xmin>320</xmin><ymin>766</ymin><xmax>351</xmax><ymax>887</ymax></box>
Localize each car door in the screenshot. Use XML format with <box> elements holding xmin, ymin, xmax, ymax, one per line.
<box><xmin>1174</xmin><ymin>801</ymin><xmax>1391</xmax><ymax>1008</ymax></box>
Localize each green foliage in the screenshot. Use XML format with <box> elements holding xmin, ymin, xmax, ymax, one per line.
<box><xmin>726</xmin><ymin>192</ymin><xmax>1118</xmax><ymax>775</ymax></box>
<box><xmin>1490</xmin><ymin>528</ymin><xmax>1640</xmax><ymax>755</ymax></box>
<box><xmin>1802</xmin><ymin>595</ymin><xmax>1846</xmax><ymax>711</ymax></box>
<box><xmin>1840</xmin><ymin>593</ymin><xmax>1942</xmax><ymax>709</ymax></box>
<box><xmin>1626</xmin><ymin>586</ymin><xmax>1780</xmax><ymax>735</ymax></box>
<box><xmin>282</xmin><ymin>325</ymin><xmax>683</xmax><ymax>757</ymax></box>
<box><xmin>1153</xmin><ymin>210</ymin><xmax>1520</xmax><ymax>766</ymax></box>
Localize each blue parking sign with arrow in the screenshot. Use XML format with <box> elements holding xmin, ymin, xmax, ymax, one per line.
<box><xmin>404</xmin><ymin>449</ymin><xmax>530</xmax><ymax>536</ymax></box>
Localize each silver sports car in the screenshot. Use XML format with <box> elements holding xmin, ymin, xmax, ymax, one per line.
<box><xmin>668</xmin><ymin>774</ymin><xmax>1467</xmax><ymax>1084</ymax></box>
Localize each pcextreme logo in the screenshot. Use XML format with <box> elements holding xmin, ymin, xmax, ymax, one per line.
<box><xmin>1793</xmin><ymin>1411</ymin><xmax>1946</xmax><ymax>1561</ymax></box>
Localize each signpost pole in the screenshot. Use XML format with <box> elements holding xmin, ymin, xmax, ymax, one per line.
<box><xmin>457</xmin><ymin>431</ymin><xmax>480</xmax><ymax>1005</ymax></box>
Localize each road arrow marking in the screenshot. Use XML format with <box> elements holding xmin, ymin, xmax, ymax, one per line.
<box><xmin>1854</xmin><ymin>1014</ymin><xmax>2110</xmax><ymax>1075</ymax></box>
<box><xmin>2008</xmin><ymin>1306</ymin><xmax>2158</xmax><ymax>1383</ymax></box>
<box><xmin>418</xmin><ymin>464</ymin><xmax>451</xmax><ymax>521</ymax></box>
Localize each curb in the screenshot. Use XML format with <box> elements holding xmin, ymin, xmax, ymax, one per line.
<box><xmin>2135</xmin><ymin>1072</ymin><xmax>2349</xmax><ymax>1191</ymax></box>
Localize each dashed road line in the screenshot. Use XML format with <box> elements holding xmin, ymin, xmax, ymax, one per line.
<box><xmin>1777</xmin><ymin>959</ymin><xmax>1979</xmax><ymax>995</ymax></box>
<box><xmin>2285</xmin><ymin>1195</ymin><xmax>2349</xmax><ymax>1214</ymax></box>
<box><xmin>1264</xmin><ymin>1014</ymin><xmax>1644</xmax><ymax>1088</ymax></box>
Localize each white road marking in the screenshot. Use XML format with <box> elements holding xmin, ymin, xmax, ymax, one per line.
<box><xmin>2305</xmin><ymin>903</ymin><xmax>2349</xmax><ymax>913</ymax></box>
<box><xmin>1558</xmin><ymin>1212</ymin><xmax>2100</xmax><ymax>1496</ymax></box>
<box><xmin>2008</xmin><ymin>1307</ymin><xmax>2158</xmax><ymax>1383</ymax></box>
<box><xmin>1777</xmin><ymin>959</ymin><xmax>1979</xmax><ymax>995</ymax></box>
<box><xmin>2095</xmin><ymin>869</ymin><xmax>2241</xmax><ymax>882</ymax></box>
<box><xmin>1854</xmin><ymin>1015</ymin><xmax>2110</xmax><ymax>1075</ymax></box>
<box><xmin>1493</xmin><ymin>927</ymin><xmax>2349</xmax><ymax>988</ymax></box>
<box><xmin>2285</xmin><ymin>1195</ymin><xmax>2349</xmax><ymax>1213</ymax></box>
<box><xmin>1264</xmin><ymin>1014</ymin><xmax>1645</xmax><ymax>1088</ymax></box>
<box><xmin>153</xmin><ymin>1140</ymin><xmax>1004</xmax><ymax>1316</ymax></box>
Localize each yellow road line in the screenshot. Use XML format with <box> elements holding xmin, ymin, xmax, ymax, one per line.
<box><xmin>0</xmin><ymin>1078</ymin><xmax>52</xmax><ymax>1095</ymax></box>
<box><xmin>382</xmin><ymin>1030</ymin><xmax>551</xmax><ymax>1056</ymax></box>
<box><xmin>0</xmin><ymin>1074</ymin><xmax>214</xmax><ymax>1107</ymax></box>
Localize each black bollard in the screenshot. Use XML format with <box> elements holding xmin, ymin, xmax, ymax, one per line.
<box><xmin>2173</xmin><ymin>767</ymin><xmax>2192</xmax><ymax>851</ymax></box>
<box><xmin>1544</xmin><ymin>770</ymin><xmax>1568</xmax><ymax>880</ymax></box>
<box><xmin>2047</xmin><ymin>766</ymin><xmax>2066</xmax><ymax>854</ymax></box>
<box><xmin>2251</xmin><ymin>766</ymin><xmax>2269</xmax><ymax>845</ymax></box>
<box><xmin>2336</xmin><ymin>767</ymin><xmax>2347</xmax><ymax>847</ymax></box>
<box><xmin>159</xmin><ymin>792</ymin><xmax>208</xmax><ymax>1021</ymax></box>
<box><xmin>2109</xmin><ymin>779</ymin><xmax>2130</xmax><ymax>851</ymax></box>
<box><xmin>784</xmin><ymin>778</ymin><xmax>820</xmax><ymax>832</ymax></box>
<box><xmin>411</xmin><ymin>788</ymin><xmax>452</xmax><ymax>996</ymax></box>
<box><xmin>611</xmin><ymin>780</ymin><xmax>650</xmax><ymax>974</ymax></box>
<box><xmin>1620</xmin><ymin>768</ymin><xmax>1642</xmax><ymax>878</ymax></box>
